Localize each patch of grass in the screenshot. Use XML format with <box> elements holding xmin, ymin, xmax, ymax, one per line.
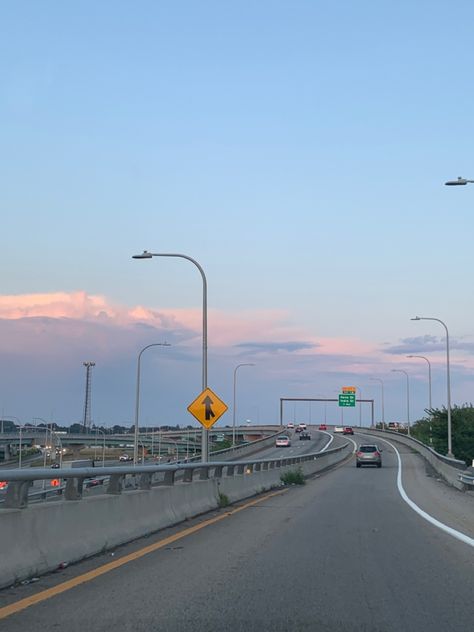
<box><xmin>218</xmin><ymin>492</ymin><xmax>230</xmax><ymax>508</ymax></box>
<box><xmin>280</xmin><ymin>468</ymin><xmax>305</xmax><ymax>485</ymax></box>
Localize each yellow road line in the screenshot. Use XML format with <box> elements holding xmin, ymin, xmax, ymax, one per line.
<box><xmin>0</xmin><ymin>489</ymin><xmax>286</xmax><ymax>621</ymax></box>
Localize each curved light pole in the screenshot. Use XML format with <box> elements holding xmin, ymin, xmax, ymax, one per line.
<box><xmin>369</xmin><ymin>378</ymin><xmax>385</xmax><ymax>429</ymax></box>
<box><xmin>406</xmin><ymin>355</ymin><xmax>432</xmax><ymax>410</ymax></box>
<box><xmin>33</xmin><ymin>417</ymin><xmax>64</xmax><ymax>467</ymax></box>
<box><xmin>232</xmin><ymin>363</ymin><xmax>255</xmax><ymax>447</ymax></box>
<box><xmin>134</xmin><ymin>342</ymin><xmax>171</xmax><ymax>466</ymax></box>
<box><xmin>391</xmin><ymin>369</ymin><xmax>410</xmax><ymax>436</ymax></box>
<box><xmin>133</xmin><ymin>250</ymin><xmax>208</xmax><ymax>462</ymax></box>
<box><xmin>411</xmin><ymin>316</ymin><xmax>452</xmax><ymax>456</ymax></box>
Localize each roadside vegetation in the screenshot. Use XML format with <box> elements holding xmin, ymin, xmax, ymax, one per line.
<box><xmin>280</xmin><ymin>468</ymin><xmax>305</xmax><ymax>485</ymax></box>
<box><xmin>411</xmin><ymin>405</ymin><xmax>474</xmax><ymax>464</ymax></box>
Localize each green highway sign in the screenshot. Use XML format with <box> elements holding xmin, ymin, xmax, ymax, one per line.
<box><xmin>339</xmin><ymin>393</ymin><xmax>356</xmax><ymax>407</ymax></box>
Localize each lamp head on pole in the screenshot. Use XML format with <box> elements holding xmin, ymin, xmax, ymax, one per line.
<box><xmin>132</xmin><ymin>250</ymin><xmax>153</xmax><ymax>259</ymax></box>
<box><xmin>445</xmin><ymin>177</ymin><xmax>468</xmax><ymax>186</ymax></box>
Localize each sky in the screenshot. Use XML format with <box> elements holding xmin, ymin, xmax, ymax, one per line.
<box><xmin>1</xmin><ymin>1</ymin><xmax>474</xmax><ymax>429</ymax></box>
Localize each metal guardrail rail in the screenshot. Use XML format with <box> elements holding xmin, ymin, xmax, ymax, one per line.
<box><xmin>458</xmin><ymin>472</ymin><xmax>474</xmax><ymax>487</ymax></box>
<box><xmin>0</xmin><ymin>442</ymin><xmax>350</xmax><ymax>509</ymax></box>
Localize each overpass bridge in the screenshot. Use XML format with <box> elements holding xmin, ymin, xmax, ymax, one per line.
<box><xmin>0</xmin><ymin>426</ymin><xmax>277</xmax><ymax>462</ymax></box>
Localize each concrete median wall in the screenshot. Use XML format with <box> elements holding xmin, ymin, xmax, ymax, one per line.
<box><xmin>0</xmin><ymin>443</ymin><xmax>351</xmax><ymax>588</ymax></box>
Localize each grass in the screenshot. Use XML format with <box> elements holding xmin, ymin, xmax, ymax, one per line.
<box><xmin>280</xmin><ymin>468</ymin><xmax>305</xmax><ymax>485</ymax></box>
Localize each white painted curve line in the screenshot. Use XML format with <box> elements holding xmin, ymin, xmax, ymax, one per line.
<box><xmin>378</xmin><ymin>436</ymin><xmax>474</xmax><ymax>549</ymax></box>
<box><xmin>318</xmin><ymin>431</ymin><xmax>334</xmax><ymax>452</ymax></box>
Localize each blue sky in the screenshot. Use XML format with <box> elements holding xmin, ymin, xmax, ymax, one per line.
<box><xmin>1</xmin><ymin>1</ymin><xmax>474</xmax><ymax>428</ymax></box>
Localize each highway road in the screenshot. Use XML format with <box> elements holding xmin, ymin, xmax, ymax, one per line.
<box><xmin>1</xmin><ymin>430</ymin><xmax>473</xmax><ymax>631</ymax></box>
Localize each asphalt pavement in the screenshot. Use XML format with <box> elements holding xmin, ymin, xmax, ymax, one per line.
<box><xmin>1</xmin><ymin>432</ymin><xmax>473</xmax><ymax>631</ymax></box>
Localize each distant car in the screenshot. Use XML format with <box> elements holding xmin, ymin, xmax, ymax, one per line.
<box><xmin>85</xmin><ymin>478</ymin><xmax>104</xmax><ymax>488</ymax></box>
<box><xmin>287</xmin><ymin>422</ymin><xmax>295</xmax><ymax>429</ymax></box>
<box><xmin>119</xmin><ymin>454</ymin><xmax>133</xmax><ymax>462</ymax></box>
<box><xmin>275</xmin><ymin>436</ymin><xmax>291</xmax><ymax>448</ymax></box>
<box><xmin>334</xmin><ymin>426</ymin><xmax>344</xmax><ymax>433</ymax></box>
<box><xmin>50</xmin><ymin>463</ymin><xmax>60</xmax><ymax>469</ymax></box>
<box><xmin>298</xmin><ymin>423</ymin><xmax>307</xmax><ymax>430</ymax></box>
<box><xmin>356</xmin><ymin>445</ymin><xmax>382</xmax><ymax>468</ymax></box>
<box><xmin>343</xmin><ymin>427</ymin><xmax>354</xmax><ymax>435</ymax></box>
<box><xmin>299</xmin><ymin>432</ymin><xmax>311</xmax><ymax>441</ymax></box>
<box><xmin>319</xmin><ymin>424</ymin><xmax>327</xmax><ymax>431</ymax></box>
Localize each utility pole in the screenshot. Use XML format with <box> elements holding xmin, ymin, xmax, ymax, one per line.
<box><xmin>82</xmin><ymin>361</ymin><xmax>96</xmax><ymax>432</ymax></box>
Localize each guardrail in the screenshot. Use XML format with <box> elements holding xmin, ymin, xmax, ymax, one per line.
<box><xmin>0</xmin><ymin>441</ymin><xmax>351</xmax><ymax>588</ymax></box>
<box><xmin>458</xmin><ymin>471</ymin><xmax>474</xmax><ymax>489</ymax></box>
<box><xmin>362</xmin><ymin>428</ymin><xmax>467</xmax><ymax>490</ymax></box>
<box><xmin>0</xmin><ymin>441</ymin><xmax>348</xmax><ymax>510</ymax></box>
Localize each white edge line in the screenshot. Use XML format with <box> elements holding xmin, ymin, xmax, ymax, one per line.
<box><xmin>358</xmin><ymin>432</ymin><xmax>474</xmax><ymax>549</ymax></box>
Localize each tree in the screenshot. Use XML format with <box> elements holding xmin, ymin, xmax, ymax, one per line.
<box><xmin>412</xmin><ymin>405</ymin><xmax>474</xmax><ymax>464</ymax></box>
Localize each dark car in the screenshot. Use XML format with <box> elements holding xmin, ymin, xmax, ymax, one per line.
<box><xmin>299</xmin><ymin>432</ymin><xmax>311</xmax><ymax>441</ymax></box>
<box><xmin>85</xmin><ymin>478</ymin><xmax>104</xmax><ymax>488</ymax></box>
<box><xmin>343</xmin><ymin>427</ymin><xmax>354</xmax><ymax>435</ymax></box>
<box><xmin>50</xmin><ymin>463</ymin><xmax>60</xmax><ymax>469</ymax></box>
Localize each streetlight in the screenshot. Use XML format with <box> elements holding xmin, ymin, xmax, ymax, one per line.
<box><xmin>444</xmin><ymin>176</ymin><xmax>474</xmax><ymax>186</ymax></box>
<box><xmin>355</xmin><ymin>386</ymin><xmax>362</xmax><ymax>427</ymax></box>
<box><xmin>369</xmin><ymin>378</ymin><xmax>385</xmax><ymax>429</ymax></box>
<box><xmin>133</xmin><ymin>342</ymin><xmax>171</xmax><ymax>466</ymax></box>
<box><xmin>411</xmin><ymin>316</ymin><xmax>452</xmax><ymax>456</ymax></box>
<box><xmin>406</xmin><ymin>355</ymin><xmax>432</xmax><ymax>410</ymax></box>
<box><xmin>133</xmin><ymin>250</ymin><xmax>209</xmax><ymax>462</ymax></box>
<box><xmin>391</xmin><ymin>369</ymin><xmax>410</xmax><ymax>436</ymax></box>
<box><xmin>33</xmin><ymin>417</ymin><xmax>64</xmax><ymax>467</ymax></box>
<box><xmin>232</xmin><ymin>363</ymin><xmax>255</xmax><ymax>447</ymax></box>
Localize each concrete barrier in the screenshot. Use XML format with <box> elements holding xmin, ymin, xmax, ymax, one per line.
<box><xmin>0</xmin><ymin>442</ymin><xmax>351</xmax><ymax>588</ymax></box>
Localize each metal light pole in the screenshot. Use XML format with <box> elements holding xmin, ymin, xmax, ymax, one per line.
<box><xmin>356</xmin><ymin>386</ymin><xmax>362</xmax><ymax>427</ymax></box>
<box><xmin>411</xmin><ymin>316</ymin><xmax>452</xmax><ymax>456</ymax></box>
<box><xmin>134</xmin><ymin>342</ymin><xmax>171</xmax><ymax>466</ymax></box>
<box><xmin>369</xmin><ymin>378</ymin><xmax>385</xmax><ymax>429</ymax></box>
<box><xmin>82</xmin><ymin>361</ymin><xmax>95</xmax><ymax>431</ymax></box>
<box><xmin>133</xmin><ymin>250</ymin><xmax>209</xmax><ymax>462</ymax></box>
<box><xmin>391</xmin><ymin>369</ymin><xmax>410</xmax><ymax>436</ymax></box>
<box><xmin>406</xmin><ymin>355</ymin><xmax>432</xmax><ymax>410</ymax></box>
<box><xmin>232</xmin><ymin>363</ymin><xmax>255</xmax><ymax>447</ymax></box>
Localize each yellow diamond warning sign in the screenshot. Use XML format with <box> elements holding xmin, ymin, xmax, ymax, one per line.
<box><xmin>187</xmin><ymin>387</ymin><xmax>228</xmax><ymax>429</ymax></box>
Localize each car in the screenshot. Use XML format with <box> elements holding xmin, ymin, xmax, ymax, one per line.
<box><xmin>334</xmin><ymin>426</ymin><xmax>344</xmax><ymax>433</ymax></box>
<box><xmin>85</xmin><ymin>478</ymin><xmax>104</xmax><ymax>488</ymax></box>
<box><xmin>275</xmin><ymin>435</ymin><xmax>291</xmax><ymax>448</ymax></box>
<box><xmin>295</xmin><ymin>426</ymin><xmax>302</xmax><ymax>433</ymax></box>
<box><xmin>50</xmin><ymin>463</ymin><xmax>60</xmax><ymax>469</ymax></box>
<box><xmin>298</xmin><ymin>423</ymin><xmax>307</xmax><ymax>430</ymax></box>
<box><xmin>287</xmin><ymin>422</ymin><xmax>295</xmax><ymax>429</ymax></box>
<box><xmin>119</xmin><ymin>454</ymin><xmax>133</xmax><ymax>462</ymax></box>
<box><xmin>343</xmin><ymin>427</ymin><xmax>354</xmax><ymax>435</ymax></box>
<box><xmin>299</xmin><ymin>432</ymin><xmax>311</xmax><ymax>441</ymax></box>
<box><xmin>319</xmin><ymin>424</ymin><xmax>327</xmax><ymax>431</ymax></box>
<box><xmin>356</xmin><ymin>445</ymin><xmax>382</xmax><ymax>468</ymax></box>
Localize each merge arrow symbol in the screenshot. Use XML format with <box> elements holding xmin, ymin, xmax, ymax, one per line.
<box><xmin>202</xmin><ymin>395</ymin><xmax>215</xmax><ymax>421</ymax></box>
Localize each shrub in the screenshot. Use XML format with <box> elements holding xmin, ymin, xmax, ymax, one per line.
<box><xmin>280</xmin><ymin>468</ymin><xmax>305</xmax><ymax>485</ymax></box>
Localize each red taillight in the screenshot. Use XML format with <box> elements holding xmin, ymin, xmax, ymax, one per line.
<box><xmin>373</xmin><ymin>451</ymin><xmax>380</xmax><ymax>457</ymax></box>
<box><xmin>356</xmin><ymin>451</ymin><xmax>363</xmax><ymax>457</ymax></box>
